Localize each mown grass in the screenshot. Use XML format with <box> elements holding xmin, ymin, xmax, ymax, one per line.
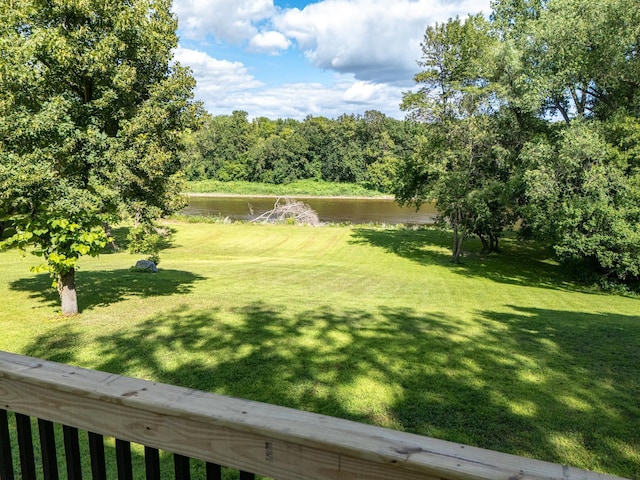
<box><xmin>185</xmin><ymin>179</ymin><xmax>389</xmax><ymax>197</ymax></box>
<box><xmin>1</xmin><ymin>222</ymin><xmax>639</xmax><ymax>478</ymax></box>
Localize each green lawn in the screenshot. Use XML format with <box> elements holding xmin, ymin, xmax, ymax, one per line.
<box><xmin>1</xmin><ymin>222</ymin><xmax>639</xmax><ymax>478</ymax></box>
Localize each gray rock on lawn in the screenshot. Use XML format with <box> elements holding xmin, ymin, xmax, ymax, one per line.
<box><xmin>135</xmin><ymin>259</ymin><xmax>158</xmax><ymax>273</ymax></box>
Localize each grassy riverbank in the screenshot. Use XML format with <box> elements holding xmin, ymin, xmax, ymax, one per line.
<box><xmin>1</xmin><ymin>222</ymin><xmax>639</xmax><ymax>478</ymax></box>
<box><xmin>186</xmin><ymin>179</ymin><xmax>389</xmax><ymax>197</ymax></box>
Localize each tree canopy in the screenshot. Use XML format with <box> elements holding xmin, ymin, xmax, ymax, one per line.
<box><xmin>181</xmin><ymin>110</ymin><xmax>415</xmax><ymax>194</ymax></box>
<box><xmin>398</xmin><ymin>0</ymin><xmax>640</xmax><ymax>284</ymax></box>
<box><xmin>0</xmin><ymin>0</ymin><xmax>200</xmax><ymax>315</ymax></box>
<box><xmin>397</xmin><ymin>14</ymin><xmax>516</xmax><ymax>260</ymax></box>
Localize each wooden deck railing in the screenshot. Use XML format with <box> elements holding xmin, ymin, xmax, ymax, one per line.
<box><xmin>0</xmin><ymin>350</ymin><xmax>626</xmax><ymax>480</ymax></box>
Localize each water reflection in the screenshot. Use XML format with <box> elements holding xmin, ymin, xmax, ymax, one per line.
<box><xmin>182</xmin><ymin>195</ymin><xmax>437</xmax><ymax>225</ymax></box>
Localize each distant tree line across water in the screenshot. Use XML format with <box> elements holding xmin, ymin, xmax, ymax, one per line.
<box><xmin>180</xmin><ymin>110</ymin><xmax>417</xmax><ymax>194</ymax></box>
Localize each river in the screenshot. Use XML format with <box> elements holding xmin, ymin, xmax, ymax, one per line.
<box><xmin>182</xmin><ymin>195</ymin><xmax>437</xmax><ymax>225</ymax></box>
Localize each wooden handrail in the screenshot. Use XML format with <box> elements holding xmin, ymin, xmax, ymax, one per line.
<box><xmin>0</xmin><ymin>351</ymin><xmax>626</xmax><ymax>480</ymax></box>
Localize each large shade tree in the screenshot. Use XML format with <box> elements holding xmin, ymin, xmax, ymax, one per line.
<box><xmin>491</xmin><ymin>0</ymin><xmax>640</xmax><ymax>282</ymax></box>
<box><xmin>397</xmin><ymin>14</ymin><xmax>516</xmax><ymax>261</ymax></box>
<box><xmin>399</xmin><ymin>0</ymin><xmax>639</xmax><ymax>282</ymax></box>
<box><xmin>0</xmin><ymin>0</ymin><xmax>200</xmax><ymax>315</ymax></box>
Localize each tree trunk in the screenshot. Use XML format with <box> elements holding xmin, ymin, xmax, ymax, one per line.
<box><xmin>102</xmin><ymin>221</ymin><xmax>118</xmax><ymax>251</ymax></box>
<box><xmin>451</xmin><ymin>224</ymin><xmax>465</xmax><ymax>263</ymax></box>
<box><xmin>451</xmin><ymin>207</ymin><xmax>465</xmax><ymax>262</ymax></box>
<box><xmin>58</xmin><ymin>269</ymin><xmax>78</xmax><ymax>316</ymax></box>
<box><xmin>478</xmin><ymin>234</ymin><xmax>489</xmax><ymax>253</ymax></box>
<box><xmin>490</xmin><ymin>234</ymin><xmax>499</xmax><ymax>253</ymax></box>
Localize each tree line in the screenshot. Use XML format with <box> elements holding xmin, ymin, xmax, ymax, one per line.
<box><xmin>181</xmin><ymin>110</ymin><xmax>418</xmax><ymax>194</ymax></box>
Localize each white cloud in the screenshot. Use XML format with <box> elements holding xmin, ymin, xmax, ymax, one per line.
<box><xmin>184</xmin><ymin>71</ymin><xmax>407</xmax><ymax>119</ymax></box>
<box><xmin>343</xmin><ymin>81</ymin><xmax>387</xmax><ymax>103</ymax></box>
<box><xmin>174</xmin><ymin>47</ymin><xmax>264</xmax><ymax>97</ymax></box>
<box><xmin>172</xmin><ymin>0</ymin><xmax>494</xmax><ymax>118</ymax></box>
<box><xmin>172</xmin><ymin>0</ymin><xmax>275</xmax><ymax>43</ymax></box>
<box><xmin>249</xmin><ymin>31</ymin><xmax>291</xmax><ymax>54</ymax></box>
<box><xmin>274</xmin><ymin>0</ymin><xmax>492</xmax><ymax>83</ymax></box>
<box><xmin>173</xmin><ymin>0</ymin><xmax>492</xmax><ymax>79</ymax></box>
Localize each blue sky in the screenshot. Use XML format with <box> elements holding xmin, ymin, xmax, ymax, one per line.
<box><xmin>171</xmin><ymin>0</ymin><xmax>492</xmax><ymax>120</ymax></box>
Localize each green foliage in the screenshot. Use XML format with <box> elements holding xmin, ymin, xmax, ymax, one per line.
<box><xmin>492</xmin><ymin>0</ymin><xmax>640</xmax><ymax>281</ymax></box>
<box><xmin>1</xmin><ymin>216</ymin><xmax>109</xmax><ymax>287</ymax></box>
<box><xmin>402</xmin><ymin>14</ymin><xmax>497</xmax><ymax>123</ymax></box>
<box><xmin>522</xmin><ymin>121</ymin><xmax>640</xmax><ymax>279</ymax></box>
<box><xmin>182</xmin><ymin>111</ymin><xmax>253</xmax><ymax>181</ymax></box>
<box><xmin>0</xmin><ymin>0</ymin><xmax>199</xmax><ymax>312</ymax></box>
<box><xmin>398</xmin><ymin>15</ymin><xmax>514</xmax><ymax>260</ymax></box>
<box><xmin>180</xmin><ymin>111</ymin><xmax>415</xmax><ymax>193</ymax></box>
<box><xmin>126</xmin><ymin>224</ymin><xmax>163</xmax><ymax>265</ymax></box>
<box><xmin>400</xmin><ymin>0</ymin><xmax>640</xmax><ymax>281</ymax></box>
<box><xmin>185</xmin><ymin>179</ymin><xmax>389</xmax><ymax>197</ymax></box>
<box><xmin>491</xmin><ymin>0</ymin><xmax>640</xmax><ymax>121</ymax></box>
<box><xmin>362</xmin><ymin>154</ymin><xmax>399</xmax><ymax>193</ymax></box>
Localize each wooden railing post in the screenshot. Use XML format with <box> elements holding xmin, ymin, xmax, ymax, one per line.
<box><xmin>15</xmin><ymin>413</ymin><xmax>36</xmax><ymax>480</ymax></box>
<box><xmin>0</xmin><ymin>410</ymin><xmax>14</xmax><ymax>480</ymax></box>
<box><xmin>38</xmin><ymin>419</ymin><xmax>59</xmax><ymax>480</ymax></box>
<box><xmin>88</xmin><ymin>432</ymin><xmax>107</xmax><ymax>480</ymax></box>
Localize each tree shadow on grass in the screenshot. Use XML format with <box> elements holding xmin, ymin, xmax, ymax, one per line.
<box><xmin>9</xmin><ymin>268</ymin><xmax>205</xmax><ymax>312</ymax></box>
<box><xmin>351</xmin><ymin>227</ymin><xmax>588</xmax><ymax>292</ymax></box>
<box><xmin>21</xmin><ymin>302</ymin><xmax>640</xmax><ymax>478</ymax></box>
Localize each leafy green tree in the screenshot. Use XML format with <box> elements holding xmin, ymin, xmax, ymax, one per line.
<box><xmin>245</xmin><ymin>120</ymin><xmax>315</xmax><ymax>184</ymax></box>
<box><xmin>398</xmin><ymin>14</ymin><xmax>513</xmax><ymax>260</ymax></box>
<box><xmin>298</xmin><ymin>115</ymin><xmax>330</xmax><ymax>180</ymax></box>
<box><xmin>322</xmin><ymin>115</ymin><xmax>366</xmax><ymax>183</ymax></box>
<box><xmin>0</xmin><ymin>0</ymin><xmax>199</xmax><ymax>315</ymax></box>
<box><xmin>357</xmin><ymin>111</ymin><xmax>400</xmax><ymax>193</ymax></box>
<box><xmin>491</xmin><ymin>0</ymin><xmax>640</xmax><ymax>282</ymax></box>
<box><xmin>183</xmin><ymin>111</ymin><xmax>253</xmax><ymax>181</ymax></box>
<box><xmin>521</xmin><ymin>120</ymin><xmax>640</xmax><ymax>280</ymax></box>
<box><xmin>181</xmin><ymin>113</ymin><xmax>216</xmax><ymax>180</ymax></box>
<box><xmin>182</xmin><ymin>111</ymin><xmax>415</xmax><ymax>192</ymax></box>
<box><xmin>397</xmin><ymin>0</ymin><xmax>639</xmax><ymax>282</ymax></box>
<box><xmin>492</xmin><ymin>0</ymin><xmax>640</xmax><ymax>121</ymax></box>
<box><xmin>247</xmin><ymin>134</ymin><xmax>287</xmax><ymax>183</ymax></box>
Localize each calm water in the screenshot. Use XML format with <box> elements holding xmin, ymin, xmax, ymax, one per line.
<box><xmin>183</xmin><ymin>196</ymin><xmax>437</xmax><ymax>225</ymax></box>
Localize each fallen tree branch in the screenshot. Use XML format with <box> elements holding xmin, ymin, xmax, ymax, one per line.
<box><xmin>251</xmin><ymin>197</ymin><xmax>321</xmax><ymax>226</ymax></box>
